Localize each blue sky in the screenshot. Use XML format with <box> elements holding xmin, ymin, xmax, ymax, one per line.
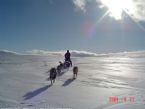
<box><xmin>0</xmin><ymin>0</ymin><xmax>145</xmax><ymax>53</ymax></box>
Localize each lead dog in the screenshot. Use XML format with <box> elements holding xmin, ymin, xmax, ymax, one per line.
<box><xmin>49</xmin><ymin>67</ymin><xmax>57</xmax><ymax>85</ymax></box>
<box><xmin>73</xmin><ymin>66</ymin><xmax>78</xmax><ymax>79</ymax></box>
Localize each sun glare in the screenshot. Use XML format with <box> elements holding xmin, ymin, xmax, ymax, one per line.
<box><xmin>101</xmin><ymin>0</ymin><xmax>134</xmax><ymax>20</ymax></box>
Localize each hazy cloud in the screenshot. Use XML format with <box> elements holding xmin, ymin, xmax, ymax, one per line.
<box><xmin>72</xmin><ymin>0</ymin><xmax>87</xmax><ymax>12</ymax></box>
<box><xmin>132</xmin><ymin>0</ymin><xmax>145</xmax><ymax>21</ymax></box>
<box><xmin>72</xmin><ymin>0</ymin><xmax>145</xmax><ymax>22</ymax></box>
<box><xmin>1</xmin><ymin>50</ymin><xmax>145</xmax><ymax>58</ymax></box>
<box><xmin>27</xmin><ymin>50</ymin><xmax>98</xmax><ymax>57</ymax></box>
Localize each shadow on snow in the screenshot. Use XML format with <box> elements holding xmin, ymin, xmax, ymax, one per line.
<box><xmin>62</xmin><ymin>78</ymin><xmax>75</xmax><ymax>86</ymax></box>
<box><xmin>23</xmin><ymin>85</ymin><xmax>52</xmax><ymax>100</ymax></box>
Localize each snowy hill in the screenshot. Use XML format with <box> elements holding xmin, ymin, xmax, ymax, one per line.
<box><xmin>0</xmin><ymin>50</ymin><xmax>145</xmax><ymax>109</ymax></box>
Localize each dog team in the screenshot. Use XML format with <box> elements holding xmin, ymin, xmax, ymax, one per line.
<box><xmin>49</xmin><ymin>50</ymin><xmax>78</xmax><ymax>85</ymax></box>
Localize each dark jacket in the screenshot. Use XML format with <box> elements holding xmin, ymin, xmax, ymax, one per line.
<box><xmin>65</xmin><ymin>52</ymin><xmax>71</xmax><ymax>61</ymax></box>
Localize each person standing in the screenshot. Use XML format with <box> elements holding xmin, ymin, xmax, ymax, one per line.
<box><xmin>64</xmin><ymin>50</ymin><xmax>72</xmax><ymax>67</ymax></box>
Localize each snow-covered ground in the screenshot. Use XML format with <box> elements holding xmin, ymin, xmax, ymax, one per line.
<box><xmin>0</xmin><ymin>50</ymin><xmax>145</xmax><ymax>109</ymax></box>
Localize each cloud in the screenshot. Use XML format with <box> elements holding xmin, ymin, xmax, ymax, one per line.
<box><xmin>0</xmin><ymin>50</ymin><xmax>22</xmax><ymax>55</ymax></box>
<box><xmin>27</xmin><ymin>50</ymin><xmax>65</xmax><ymax>56</ymax></box>
<box><xmin>1</xmin><ymin>50</ymin><xmax>145</xmax><ymax>58</ymax></box>
<box><xmin>0</xmin><ymin>49</ymin><xmax>99</xmax><ymax>57</ymax></box>
<box><xmin>72</xmin><ymin>0</ymin><xmax>87</xmax><ymax>12</ymax></box>
<box><xmin>71</xmin><ymin>50</ymin><xmax>98</xmax><ymax>57</ymax></box>
<box><xmin>27</xmin><ymin>49</ymin><xmax>98</xmax><ymax>57</ymax></box>
<box><xmin>25</xmin><ymin>49</ymin><xmax>145</xmax><ymax>58</ymax></box>
<box><xmin>72</xmin><ymin>0</ymin><xmax>145</xmax><ymax>22</ymax></box>
<box><xmin>131</xmin><ymin>0</ymin><xmax>145</xmax><ymax>21</ymax></box>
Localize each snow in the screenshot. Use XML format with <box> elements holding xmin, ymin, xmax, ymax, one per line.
<box><xmin>0</xmin><ymin>50</ymin><xmax>145</xmax><ymax>109</ymax></box>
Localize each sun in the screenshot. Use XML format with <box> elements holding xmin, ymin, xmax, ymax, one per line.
<box><xmin>100</xmin><ymin>0</ymin><xmax>134</xmax><ymax>20</ymax></box>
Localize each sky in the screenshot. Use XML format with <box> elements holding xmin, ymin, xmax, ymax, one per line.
<box><xmin>0</xmin><ymin>0</ymin><xmax>145</xmax><ymax>53</ymax></box>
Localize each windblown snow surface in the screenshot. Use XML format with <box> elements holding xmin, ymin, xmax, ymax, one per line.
<box><xmin>0</xmin><ymin>50</ymin><xmax>145</xmax><ymax>109</ymax></box>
